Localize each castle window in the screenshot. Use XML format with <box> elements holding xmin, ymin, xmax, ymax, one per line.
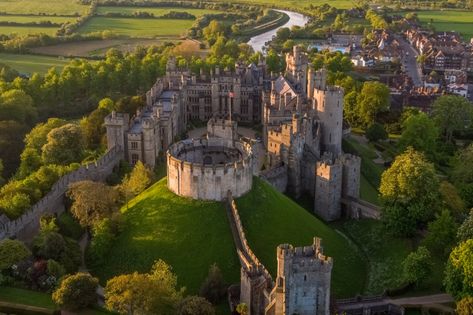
<box><xmin>131</xmin><ymin>153</ymin><xmax>139</xmax><ymax>165</ymax></box>
<box><xmin>304</xmin><ymin>275</ymin><xmax>307</xmax><ymax>281</ymax></box>
<box><xmin>131</xmin><ymin>142</ymin><xmax>138</xmax><ymax>150</ymax></box>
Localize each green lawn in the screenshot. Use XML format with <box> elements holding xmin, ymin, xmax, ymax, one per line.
<box><xmin>0</xmin><ymin>287</ymin><xmax>55</xmax><ymax>309</ymax></box>
<box><xmin>93</xmin><ymin>178</ymin><xmax>240</xmax><ymax>294</ymax></box>
<box><xmin>78</xmin><ymin>17</ymin><xmax>194</xmax><ymax>37</ymax></box>
<box><xmin>0</xmin><ymin>53</ymin><xmax>71</xmax><ymax>74</ymax></box>
<box><xmin>333</xmin><ymin>219</ymin><xmax>412</xmax><ymax>294</ymax></box>
<box><xmin>96</xmin><ymin>6</ymin><xmax>222</xmax><ymax>17</ymax></box>
<box><xmin>360</xmin><ymin>174</ymin><xmax>380</xmax><ymax>205</ymax></box>
<box><xmin>236</xmin><ymin>177</ymin><xmax>367</xmax><ymax>298</ymax></box>
<box><xmin>402</xmin><ymin>10</ymin><xmax>473</xmax><ymax>40</ymax></box>
<box><xmin>0</xmin><ymin>0</ymin><xmax>88</xmax><ymax>15</ymax></box>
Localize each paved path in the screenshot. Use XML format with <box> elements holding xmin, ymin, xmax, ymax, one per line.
<box><xmin>391</xmin><ymin>293</ymin><xmax>454</xmax><ymax>306</ymax></box>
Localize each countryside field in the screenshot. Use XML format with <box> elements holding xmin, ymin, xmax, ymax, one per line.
<box><xmin>96</xmin><ymin>6</ymin><xmax>223</xmax><ymax>17</ymax></box>
<box><xmin>414</xmin><ymin>10</ymin><xmax>473</xmax><ymax>40</ymax></box>
<box><xmin>78</xmin><ymin>17</ymin><xmax>194</xmax><ymax>37</ymax></box>
<box><xmin>0</xmin><ymin>0</ymin><xmax>88</xmax><ymax>15</ymax></box>
<box><xmin>0</xmin><ymin>25</ymin><xmax>58</xmax><ymax>36</ymax></box>
<box><xmin>0</xmin><ymin>53</ymin><xmax>71</xmax><ymax>74</ymax></box>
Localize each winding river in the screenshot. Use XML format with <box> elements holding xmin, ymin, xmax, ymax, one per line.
<box><xmin>247</xmin><ymin>10</ymin><xmax>310</xmax><ymax>53</ymax></box>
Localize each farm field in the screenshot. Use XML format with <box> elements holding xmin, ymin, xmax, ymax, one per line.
<box><xmin>236</xmin><ymin>177</ymin><xmax>367</xmax><ymax>298</ymax></box>
<box><xmin>212</xmin><ymin>0</ymin><xmax>355</xmax><ymax>9</ymax></box>
<box><xmin>78</xmin><ymin>17</ymin><xmax>193</xmax><ymax>37</ymax></box>
<box><xmin>0</xmin><ymin>0</ymin><xmax>88</xmax><ymax>15</ymax></box>
<box><xmin>31</xmin><ymin>38</ymin><xmax>183</xmax><ymax>57</ymax></box>
<box><xmin>96</xmin><ymin>6</ymin><xmax>223</xmax><ymax>17</ymax></box>
<box><xmin>408</xmin><ymin>10</ymin><xmax>473</xmax><ymax>40</ymax></box>
<box><xmin>0</xmin><ymin>16</ymin><xmax>77</xmax><ymax>23</ymax></box>
<box><xmin>0</xmin><ymin>53</ymin><xmax>71</xmax><ymax>74</ymax></box>
<box><xmin>0</xmin><ymin>25</ymin><xmax>58</xmax><ymax>36</ymax></box>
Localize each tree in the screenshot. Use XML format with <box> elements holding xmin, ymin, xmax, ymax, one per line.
<box><xmin>432</xmin><ymin>95</ymin><xmax>473</xmax><ymax>142</ymax></box>
<box><xmin>444</xmin><ymin>239</ymin><xmax>473</xmax><ymax>299</ymax></box>
<box><xmin>398</xmin><ymin>112</ymin><xmax>438</xmax><ymax>161</ymax></box>
<box><xmin>365</xmin><ymin>123</ymin><xmax>387</xmax><ymax>142</ymax></box>
<box><xmin>80</xmin><ymin>107</ymin><xmax>109</xmax><ymax>150</ymax></box>
<box><xmin>0</xmin><ymin>239</ymin><xmax>31</xmax><ymax>270</ymax></box>
<box><xmin>380</xmin><ymin>147</ymin><xmax>440</xmax><ymax>236</ymax></box>
<box><xmin>67</xmin><ymin>180</ymin><xmax>120</xmax><ymax>227</ymax></box>
<box><xmin>266</xmin><ymin>49</ymin><xmax>285</xmax><ymax>73</ymax></box>
<box><xmin>98</xmin><ymin>98</ymin><xmax>115</xmax><ymax>112</ymax></box>
<box><xmin>52</xmin><ymin>273</ymin><xmax>98</xmax><ymax>311</ymax></box>
<box><xmin>402</xmin><ymin>246</ymin><xmax>432</xmax><ymax>287</ymax></box>
<box><xmin>458</xmin><ymin>210</ymin><xmax>473</xmax><ymax>242</ymax></box>
<box><xmin>357</xmin><ymin>81</ymin><xmax>390</xmax><ymax>127</ymax></box>
<box><xmin>0</xmin><ymin>89</ymin><xmax>37</xmax><ymax>124</ymax></box>
<box><xmin>41</xmin><ymin>123</ymin><xmax>85</xmax><ymax>165</ymax></box>
<box><xmin>456</xmin><ymin>296</ymin><xmax>473</xmax><ymax>315</ymax></box>
<box><xmin>120</xmin><ymin>161</ymin><xmax>154</xmax><ymax>197</ymax></box>
<box><xmin>199</xmin><ymin>264</ymin><xmax>226</xmax><ymax>304</ymax></box>
<box><xmin>177</xmin><ymin>296</ymin><xmax>215</xmax><ymax>315</ymax></box>
<box><xmin>87</xmin><ymin>218</ymin><xmax>116</xmax><ymax>267</ymax></box>
<box><xmin>343</xmin><ymin>91</ymin><xmax>359</xmax><ymax>127</ymax></box>
<box><xmin>276</xmin><ymin>27</ymin><xmax>290</xmax><ymax>41</ymax></box>
<box><xmin>439</xmin><ymin>181</ymin><xmax>466</xmax><ymax>219</ymax></box>
<box><xmin>0</xmin><ymin>159</ymin><xmax>4</xmax><ymax>186</ymax></box>
<box><xmin>105</xmin><ymin>260</ymin><xmax>183</xmax><ymax>314</ymax></box>
<box><xmin>421</xmin><ymin>209</ymin><xmax>458</xmax><ymax>257</ymax></box>
<box><xmin>451</xmin><ymin>144</ymin><xmax>473</xmax><ymax>208</ymax></box>
<box><xmin>236</xmin><ymin>303</ymin><xmax>248</xmax><ymax>315</ymax></box>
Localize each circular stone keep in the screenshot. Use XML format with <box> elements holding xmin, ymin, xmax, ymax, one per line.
<box><xmin>167</xmin><ymin>138</ymin><xmax>253</xmax><ymax>201</ymax></box>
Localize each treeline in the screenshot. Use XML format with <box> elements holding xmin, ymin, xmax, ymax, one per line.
<box><xmin>57</xmin><ymin>0</ymin><xmax>97</xmax><ymax>36</ymax></box>
<box><xmin>98</xmin><ymin>10</ymin><xmax>196</xmax><ymax>19</ymax></box>
<box><xmin>0</xmin><ymin>21</ymin><xmax>62</xmax><ymax>27</ymax></box>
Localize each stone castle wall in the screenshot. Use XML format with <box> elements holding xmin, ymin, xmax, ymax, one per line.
<box><xmin>0</xmin><ymin>146</ymin><xmax>123</xmax><ymax>241</ymax></box>
<box><xmin>260</xmin><ymin>164</ymin><xmax>288</xmax><ymax>193</ymax></box>
<box><xmin>167</xmin><ymin>138</ymin><xmax>253</xmax><ymax>201</ymax></box>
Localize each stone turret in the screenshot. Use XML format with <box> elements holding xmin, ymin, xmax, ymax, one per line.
<box><xmin>314</xmin><ymin>154</ymin><xmax>343</xmax><ymax>221</ymax></box>
<box><xmin>104</xmin><ymin>111</ymin><xmax>129</xmax><ymax>155</ymax></box>
<box><xmin>340</xmin><ymin>154</ymin><xmax>361</xmax><ymax>199</ymax></box>
<box><xmin>266</xmin><ymin>238</ymin><xmax>332</xmax><ymax>315</ymax></box>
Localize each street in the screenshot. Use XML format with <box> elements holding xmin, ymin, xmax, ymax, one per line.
<box><xmin>396</xmin><ymin>35</ymin><xmax>423</xmax><ymax>87</ymax></box>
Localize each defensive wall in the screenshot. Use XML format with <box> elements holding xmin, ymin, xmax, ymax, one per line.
<box><xmin>0</xmin><ymin>146</ymin><xmax>123</xmax><ymax>242</ymax></box>
<box><xmin>167</xmin><ymin>138</ymin><xmax>254</xmax><ymax>201</ymax></box>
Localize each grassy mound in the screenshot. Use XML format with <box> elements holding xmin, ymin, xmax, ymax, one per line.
<box><xmin>93</xmin><ymin>178</ymin><xmax>240</xmax><ymax>293</ymax></box>
<box><xmin>236</xmin><ymin>178</ymin><xmax>367</xmax><ymax>298</ymax></box>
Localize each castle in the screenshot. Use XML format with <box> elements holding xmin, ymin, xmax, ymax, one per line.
<box><xmin>105</xmin><ymin>45</ymin><xmax>361</xmax><ymax>221</ymax></box>
<box><xmin>104</xmin><ymin>46</ymin><xmax>364</xmax><ymax>315</ymax></box>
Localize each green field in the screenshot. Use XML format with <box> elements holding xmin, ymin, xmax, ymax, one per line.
<box><xmin>409</xmin><ymin>10</ymin><xmax>473</xmax><ymax>40</ymax></box>
<box><xmin>0</xmin><ymin>53</ymin><xmax>71</xmax><ymax>74</ymax></box>
<box><xmin>236</xmin><ymin>178</ymin><xmax>367</xmax><ymax>298</ymax></box>
<box><xmin>0</xmin><ymin>25</ymin><xmax>59</xmax><ymax>36</ymax></box>
<box><xmin>210</xmin><ymin>0</ymin><xmax>355</xmax><ymax>9</ymax></box>
<box><xmin>93</xmin><ymin>178</ymin><xmax>240</xmax><ymax>293</ymax></box>
<box><xmin>96</xmin><ymin>6</ymin><xmax>223</xmax><ymax>17</ymax></box>
<box><xmin>0</xmin><ymin>0</ymin><xmax>88</xmax><ymax>15</ymax></box>
<box><xmin>0</xmin><ymin>16</ymin><xmax>76</xmax><ymax>23</ymax></box>
<box><xmin>78</xmin><ymin>17</ymin><xmax>193</xmax><ymax>37</ymax></box>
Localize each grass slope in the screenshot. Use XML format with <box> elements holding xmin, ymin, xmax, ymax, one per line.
<box><xmin>0</xmin><ymin>53</ymin><xmax>71</xmax><ymax>74</ymax></box>
<box><xmin>78</xmin><ymin>17</ymin><xmax>193</xmax><ymax>37</ymax></box>
<box><xmin>236</xmin><ymin>177</ymin><xmax>367</xmax><ymax>298</ymax></box>
<box><xmin>93</xmin><ymin>178</ymin><xmax>240</xmax><ymax>293</ymax></box>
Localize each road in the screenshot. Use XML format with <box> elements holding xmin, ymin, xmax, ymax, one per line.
<box><xmin>397</xmin><ymin>35</ymin><xmax>423</xmax><ymax>87</ymax></box>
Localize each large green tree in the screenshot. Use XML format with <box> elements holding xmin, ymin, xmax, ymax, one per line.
<box><xmin>402</xmin><ymin>246</ymin><xmax>432</xmax><ymax>287</ymax></box>
<box><xmin>0</xmin><ymin>239</ymin><xmax>31</xmax><ymax>270</ymax></box>
<box><xmin>444</xmin><ymin>239</ymin><xmax>473</xmax><ymax>299</ymax></box>
<box><xmin>41</xmin><ymin>123</ymin><xmax>85</xmax><ymax>165</ymax></box>
<box><xmin>120</xmin><ymin>161</ymin><xmax>154</xmax><ymax>197</ymax></box>
<box><xmin>421</xmin><ymin>209</ymin><xmax>458</xmax><ymax>257</ymax></box>
<box><xmin>105</xmin><ymin>260</ymin><xmax>183</xmax><ymax>314</ymax></box>
<box><xmin>432</xmin><ymin>95</ymin><xmax>473</xmax><ymax>142</ymax></box>
<box><xmin>67</xmin><ymin>180</ymin><xmax>120</xmax><ymax>227</ymax></box>
<box><xmin>177</xmin><ymin>296</ymin><xmax>214</xmax><ymax>315</ymax></box>
<box><xmin>52</xmin><ymin>273</ymin><xmax>99</xmax><ymax>311</ymax></box>
<box><xmin>458</xmin><ymin>210</ymin><xmax>473</xmax><ymax>242</ymax></box>
<box><xmin>0</xmin><ymin>89</ymin><xmax>37</xmax><ymax>124</ymax></box>
<box><xmin>398</xmin><ymin>112</ymin><xmax>438</xmax><ymax>161</ymax></box>
<box><xmin>356</xmin><ymin>81</ymin><xmax>390</xmax><ymax>127</ymax></box>
<box><xmin>380</xmin><ymin>147</ymin><xmax>440</xmax><ymax>236</ymax></box>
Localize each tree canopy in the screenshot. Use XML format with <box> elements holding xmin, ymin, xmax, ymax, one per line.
<box><xmin>398</xmin><ymin>112</ymin><xmax>438</xmax><ymax>161</ymax></box>
<box><xmin>52</xmin><ymin>273</ymin><xmax>99</xmax><ymax>310</ymax></box>
<box><xmin>432</xmin><ymin>95</ymin><xmax>473</xmax><ymax>142</ymax></box>
<box><xmin>0</xmin><ymin>239</ymin><xmax>31</xmax><ymax>270</ymax></box>
<box><xmin>444</xmin><ymin>239</ymin><xmax>473</xmax><ymax>299</ymax></box>
<box><xmin>41</xmin><ymin>123</ymin><xmax>85</xmax><ymax>166</ymax></box>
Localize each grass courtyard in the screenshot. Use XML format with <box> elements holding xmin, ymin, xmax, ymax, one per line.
<box><xmin>236</xmin><ymin>177</ymin><xmax>367</xmax><ymax>298</ymax></box>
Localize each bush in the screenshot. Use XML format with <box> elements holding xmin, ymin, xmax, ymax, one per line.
<box><xmin>52</xmin><ymin>273</ymin><xmax>98</xmax><ymax>311</ymax></box>
<box><xmin>177</xmin><ymin>296</ymin><xmax>215</xmax><ymax>315</ymax></box>
<box><xmin>366</xmin><ymin>123</ymin><xmax>388</xmax><ymax>142</ymax></box>
<box><xmin>199</xmin><ymin>264</ymin><xmax>226</xmax><ymax>304</ymax></box>
<box><xmin>86</xmin><ymin>218</ymin><xmax>115</xmax><ymax>267</ymax></box>
<box><xmin>57</xmin><ymin>212</ymin><xmax>84</xmax><ymax>240</ymax></box>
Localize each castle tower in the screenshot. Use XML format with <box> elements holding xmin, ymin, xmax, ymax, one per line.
<box><xmin>141</xmin><ymin>117</ymin><xmax>160</xmax><ymax>168</ymax></box>
<box><xmin>340</xmin><ymin>154</ymin><xmax>361</xmax><ymax>199</ymax></box>
<box><xmin>104</xmin><ymin>111</ymin><xmax>129</xmax><ymax>154</ymax></box>
<box><xmin>267</xmin><ymin>238</ymin><xmax>332</xmax><ymax>315</ymax></box>
<box><xmin>307</xmin><ymin>66</ymin><xmax>315</xmax><ymax>100</ymax></box>
<box><xmin>285</xmin><ymin>46</ymin><xmax>308</xmax><ymax>96</ymax></box>
<box><xmin>313</xmin><ymin>70</ymin><xmax>344</xmax><ymax>157</ymax></box>
<box><xmin>314</xmin><ymin>157</ymin><xmax>343</xmax><ymax>221</ymax></box>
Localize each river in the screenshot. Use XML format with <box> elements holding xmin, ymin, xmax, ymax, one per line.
<box><xmin>247</xmin><ymin>10</ymin><xmax>310</xmax><ymax>53</ymax></box>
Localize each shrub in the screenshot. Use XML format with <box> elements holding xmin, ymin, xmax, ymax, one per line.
<box><xmin>52</xmin><ymin>273</ymin><xmax>98</xmax><ymax>311</ymax></box>
<box><xmin>199</xmin><ymin>264</ymin><xmax>226</xmax><ymax>304</ymax></box>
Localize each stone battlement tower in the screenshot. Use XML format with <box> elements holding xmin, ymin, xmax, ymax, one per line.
<box><xmin>266</xmin><ymin>238</ymin><xmax>333</xmax><ymax>315</ymax></box>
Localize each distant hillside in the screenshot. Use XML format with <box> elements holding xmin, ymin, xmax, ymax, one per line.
<box><xmin>236</xmin><ymin>177</ymin><xmax>367</xmax><ymax>298</ymax></box>
<box><xmin>94</xmin><ymin>177</ymin><xmax>366</xmax><ymax>299</ymax></box>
